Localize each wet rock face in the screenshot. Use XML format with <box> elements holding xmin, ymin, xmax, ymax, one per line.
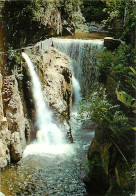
<box><xmin>41</xmin><ymin>48</ymin><xmax>73</xmax><ymax>142</ymax></box>
<box><xmin>23</xmin><ymin>45</ymin><xmax>74</xmax><ymax>142</ymax></box>
<box><xmin>25</xmin><ymin>47</ymin><xmax>73</xmax><ymax>142</ymax></box>
<box><xmin>0</xmin><ymin>122</ymin><xmax>11</xmax><ymax>168</ymax></box>
<box><xmin>85</xmin><ymin>130</ymin><xmax>130</xmax><ymax>195</ymax></box>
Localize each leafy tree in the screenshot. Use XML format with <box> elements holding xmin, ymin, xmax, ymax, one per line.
<box><xmin>96</xmin><ymin>44</ymin><xmax>135</xmax><ymax>98</ymax></box>
<box><xmin>116</xmin><ymin>67</ymin><xmax>136</xmax><ymax>130</ymax></box>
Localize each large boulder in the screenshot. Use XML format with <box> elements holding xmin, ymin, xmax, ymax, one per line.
<box><xmin>104</xmin><ymin>37</ymin><xmax>121</xmax><ymax>51</ymax></box>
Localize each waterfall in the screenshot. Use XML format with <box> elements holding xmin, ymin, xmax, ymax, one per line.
<box><xmin>51</xmin><ymin>38</ymin><xmax>103</xmax><ymax>126</ymax></box>
<box><xmin>22</xmin><ymin>53</ymin><xmax>70</xmax><ymax>155</ymax></box>
<box><xmin>52</xmin><ymin>38</ymin><xmax>104</xmax><ymax>87</ymax></box>
<box><xmin>28</xmin><ymin>38</ymin><xmax>104</xmax><ymax>104</ymax></box>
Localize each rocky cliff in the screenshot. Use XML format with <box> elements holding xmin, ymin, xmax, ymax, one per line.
<box><xmin>0</xmin><ymin>73</ymin><xmax>10</xmax><ymax>168</ymax></box>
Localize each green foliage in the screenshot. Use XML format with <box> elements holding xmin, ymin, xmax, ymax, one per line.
<box><xmin>79</xmin><ymin>43</ymin><xmax>135</xmax><ymax>191</ymax></box>
<box><xmin>116</xmin><ymin>91</ymin><xmax>136</xmax><ymax>109</ymax></box>
<box><xmin>2</xmin><ymin>0</ymin><xmax>40</xmax><ymax>48</ymax></box>
<box><xmin>121</xmin><ymin>163</ymin><xmax>136</xmax><ymax>195</ymax></box>
<box><xmin>116</xmin><ymin>67</ymin><xmax>136</xmax><ymax>131</ymax></box>
<box><xmin>88</xmin><ymin>153</ymin><xmax>102</xmax><ymax>170</ymax></box>
<box><xmin>82</xmin><ymin>0</ymin><xmax>108</xmax><ymax>23</ymax></box>
<box><xmin>96</xmin><ymin>44</ymin><xmax>135</xmax><ymax>96</ymax></box>
<box><xmin>102</xmin><ymin>0</ymin><xmax>126</xmax><ymax>25</ymax></box>
<box><xmin>80</xmin><ymin>87</ymin><xmax>131</xmax><ymax>144</ymax></box>
<box><xmin>72</xmin><ymin>11</ymin><xmax>88</xmax><ymax>32</ymax></box>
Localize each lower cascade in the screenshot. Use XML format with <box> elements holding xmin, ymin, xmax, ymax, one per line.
<box><xmin>22</xmin><ymin>52</ymin><xmax>70</xmax><ymax>155</ymax></box>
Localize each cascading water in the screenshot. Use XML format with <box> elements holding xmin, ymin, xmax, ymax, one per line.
<box><xmin>22</xmin><ymin>52</ymin><xmax>70</xmax><ymax>155</ymax></box>
<box><xmin>52</xmin><ymin>38</ymin><xmax>104</xmax><ymax>87</ymax></box>
<box><xmin>30</xmin><ymin>38</ymin><xmax>104</xmax><ymax>100</ymax></box>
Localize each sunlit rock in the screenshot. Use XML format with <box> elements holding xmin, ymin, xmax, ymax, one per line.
<box><xmin>0</xmin><ymin>192</ymin><xmax>5</xmax><ymax>196</ymax></box>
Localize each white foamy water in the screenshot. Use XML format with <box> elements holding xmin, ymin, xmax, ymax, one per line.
<box><xmin>22</xmin><ymin>52</ymin><xmax>71</xmax><ymax>156</ymax></box>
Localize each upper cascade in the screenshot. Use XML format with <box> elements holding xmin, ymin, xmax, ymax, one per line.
<box><xmin>52</xmin><ymin>38</ymin><xmax>104</xmax><ymax>88</ymax></box>
<box><xmin>27</xmin><ymin>38</ymin><xmax>103</xmax><ymax>104</ymax></box>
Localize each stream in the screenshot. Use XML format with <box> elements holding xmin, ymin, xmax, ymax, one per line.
<box><xmin>1</xmin><ymin>115</ymin><xmax>94</xmax><ymax>196</ymax></box>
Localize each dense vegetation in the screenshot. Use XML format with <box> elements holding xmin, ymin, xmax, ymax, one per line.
<box><xmin>80</xmin><ymin>0</ymin><xmax>136</xmax><ymax>195</ymax></box>
<box><xmin>102</xmin><ymin>0</ymin><xmax>136</xmax><ymax>46</ymax></box>
<box><xmin>2</xmin><ymin>0</ymin><xmax>83</xmax><ymax>49</ymax></box>
<box><xmin>82</xmin><ymin>0</ymin><xmax>136</xmax><ymax>46</ymax></box>
<box><xmin>82</xmin><ymin>0</ymin><xmax>108</xmax><ymax>23</ymax></box>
